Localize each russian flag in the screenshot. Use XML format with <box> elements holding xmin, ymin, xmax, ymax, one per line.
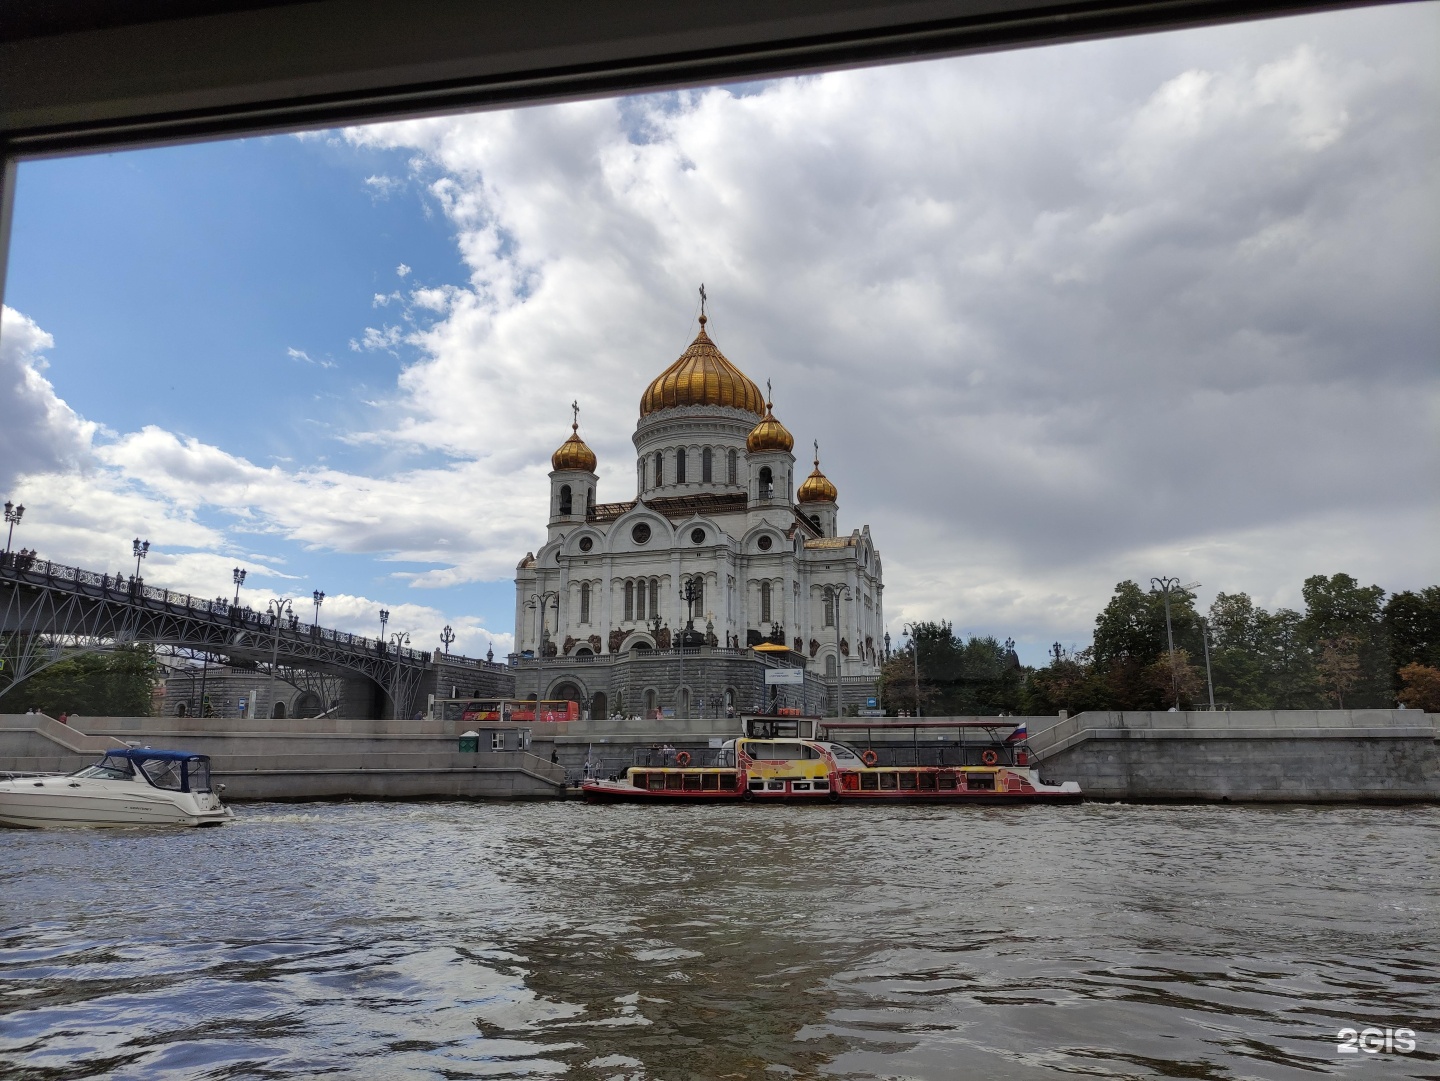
<box><xmin>1005</xmin><ymin>721</ymin><xmax>1027</xmax><ymax>743</ymax></box>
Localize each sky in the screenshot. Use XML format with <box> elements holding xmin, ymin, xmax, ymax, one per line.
<box><xmin>1</xmin><ymin>3</ymin><xmax>1437</xmax><ymax>665</ymax></box>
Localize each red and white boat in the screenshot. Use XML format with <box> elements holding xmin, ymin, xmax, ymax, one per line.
<box><xmin>580</xmin><ymin>717</ymin><xmax>1081</xmax><ymax>804</ymax></box>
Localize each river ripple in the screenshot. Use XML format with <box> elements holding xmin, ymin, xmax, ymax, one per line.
<box><xmin>1</xmin><ymin>802</ymin><xmax>1436</xmax><ymax>1080</ymax></box>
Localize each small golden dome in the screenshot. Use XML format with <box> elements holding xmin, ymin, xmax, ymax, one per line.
<box><xmin>797</xmin><ymin>445</ymin><xmax>838</xmax><ymax>503</ymax></box>
<box><xmin>640</xmin><ymin>314</ymin><xmax>765</xmax><ymax>417</ymax></box>
<box><xmin>746</xmin><ymin>395</ymin><xmax>794</xmax><ymax>453</ymax></box>
<box><xmin>551</xmin><ymin>405</ymin><xmax>597</xmax><ymax>472</ymax></box>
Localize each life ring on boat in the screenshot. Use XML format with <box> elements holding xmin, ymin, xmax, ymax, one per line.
<box><xmin>861</xmin><ymin>749</ymin><xmax>879</xmax><ymax>767</ymax></box>
<box><xmin>981</xmin><ymin>749</ymin><xmax>1000</xmax><ymax>766</ymax></box>
<box><xmin>675</xmin><ymin>750</ymin><xmax>691</xmax><ymax>767</ymax></box>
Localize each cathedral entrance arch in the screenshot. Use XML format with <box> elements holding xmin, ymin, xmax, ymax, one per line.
<box><xmin>550</xmin><ymin>680</ymin><xmax>585</xmax><ymax>706</ymax></box>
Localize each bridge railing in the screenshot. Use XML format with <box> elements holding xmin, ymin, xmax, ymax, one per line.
<box><xmin>1</xmin><ymin>553</ymin><xmax>430</xmax><ymax>664</ymax></box>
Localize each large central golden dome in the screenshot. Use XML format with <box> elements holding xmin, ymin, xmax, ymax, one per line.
<box><xmin>640</xmin><ymin>315</ymin><xmax>765</xmax><ymax>417</ymax></box>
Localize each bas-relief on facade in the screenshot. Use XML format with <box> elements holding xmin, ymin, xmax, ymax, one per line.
<box><xmin>513</xmin><ymin>309</ymin><xmax>884</xmax><ymax>708</ymax></box>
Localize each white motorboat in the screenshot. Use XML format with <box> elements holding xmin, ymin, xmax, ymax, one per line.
<box><xmin>0</xmin><ymin>748</ymin><xmax>233</xmax><ymax>828</ymax></box>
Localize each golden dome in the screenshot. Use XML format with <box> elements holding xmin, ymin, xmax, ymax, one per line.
<box><xmin>797</xmin><ymin>446</ymin><xmax>838</xmax><ymax>503</ymax></box>
<box><xmin>640</xmin><ymin>315</ymin><xmax>765</xmax><ymax>418</ymax></box>
<box><xmin>551</xmin><ymin>406</ymin><xmax>597</xmax><ymax>472</ymax></box>
<box><xmin>746</xmin><ymin>396</ymin><xmax>794</xmax><ymax>453</ymax></box>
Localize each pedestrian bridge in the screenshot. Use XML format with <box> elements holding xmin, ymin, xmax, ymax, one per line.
<box><xmin>0</xmin><ymin>553</ymin><xmax>434</xmax><ymax>717</ymax></box>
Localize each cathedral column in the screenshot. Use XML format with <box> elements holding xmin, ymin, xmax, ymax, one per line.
<box><xmin>601</xmin><ymin>554</ymin><xmax>614</xmax><ymax>652</ymax></box>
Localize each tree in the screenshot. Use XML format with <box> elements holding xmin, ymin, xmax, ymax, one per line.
<box><xmin>880</xmin><ymin>647</ymin><xmax>938</xmax><ymax>716</ymax></box>
<box><xmin>1384</xmin><ymin>588</ymin><xmax>1440</xmax><ymax>680</ymax></box>
<box><xmin>1300</xmin><ymin>574</ymin><xmax>1390</xmax><ymax>707</ymax></box>
<box><xmin>1397</xmin><ymin>663</ymin><xmax>1440</xmax><ymax>713</ymax></box>
<box><xmin>1315</xmin><ymin>636</ymin><xmax>1361</xmax><ymax>708</ymax></box>
<box><xmin>0</xmin><ymin>644</ymin><xmax>162</xmax><ymax>717</ymax></box>
<box><xmin>1089</xmin><ymin>580</ymin><xmax>1203</xmax><ymax>709</ymax></box>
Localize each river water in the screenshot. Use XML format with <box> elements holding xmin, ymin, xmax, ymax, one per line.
<box><xmin>1</xmin><ymin>801</ymin><xmax>1436</xmax><ymax>1080</ymax></box>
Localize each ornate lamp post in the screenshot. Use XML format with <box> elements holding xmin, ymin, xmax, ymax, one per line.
<box><xmin>390</xmin><ymin>630</ymin><xmax>411</xmax><ymax>717</ymax></box>
<box><xmin>379</xmin><ymin>609</ymin><xmax>389</xmax><ymax>641</ymax></box>
<box><xmin>883</xmin><ymin>630</ymin><xmax>891</xmax><ymax>661</ymax></box>
<box><xmin>825</xmin><ymin>584</ymin><xmax>852</xmax><ymax>718</ymax></box>
<box><xmin>440</xmin><ymin>624</ymin><xmax>455</xmax><ymax>655</ymax></box>
<box><xmin>266</xmin><ymin>596</ymin><xmax>293</xmax><ymax>719</ymax></box>
<box><xmin>312</xmin><ymin>590</ymin><xmax>325</xmax><ymax>626</ymax></box>
<box><xmin>1150</xmin><ymin>577</ymin><xmax>1197</xmax><ymax>711</ymax></box>
<box><xmin>676</xmin><ymin>577</ymin><xmax>701</xmax><ymax>717</ymax></box>
<box><xmin>527</xmin><ymin>591</ymin><xmax>558</xmax><ymax>703</ymax></box>
<box><xmin>132</xmin><ymin>537</ymin><xmax>150</xmax><ymax>580</ymax></box>
<box><xmin>902</xmin><ymin>621</ymin><xmax>922</xmax><ymax>718</ymax></box>
<box><xmin>3</xmin><ymin>501</ymin><xmax>24</xmax><ymax>557</ymax></box>
<box><xmin>232</xmin><ymin>567</ymin><xmax>247</xmax><ymax>605</ymax></box>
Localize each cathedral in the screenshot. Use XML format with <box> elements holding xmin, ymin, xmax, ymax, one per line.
<box><xmin>513</xmin><ymin>299</ymin><xmax>884</xmax><ymax>718</ymax></box>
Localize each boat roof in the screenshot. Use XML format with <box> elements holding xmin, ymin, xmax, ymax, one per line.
<box><xmin>101</xmin><ymin>748</ymin><xmax>209</xmax><ymax>762</ymax></box>
<box><xmin>823</xmin><ymin>720</ymin><xmax>1024</xmax><ymax>730</ymax></box>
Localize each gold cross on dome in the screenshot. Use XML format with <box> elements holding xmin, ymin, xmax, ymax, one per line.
<box><xmin>571</xmin><ymin>400</ymin><xmax>579</xmax><ymax>431</ymax></box>
<box><xmin>699</xmin><ymin>283</ymin><xmax>707</xmax><ymax>318</ymax></box>
<box><xmin>813</xmin><ymin>439</ymin><xmax>820</xmax><ymax>466</ymax></box>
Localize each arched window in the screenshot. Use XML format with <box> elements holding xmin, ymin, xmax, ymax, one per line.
<box><xmin>558</xmin><ymin>484</ymin><xmax>572</xmax><ymax>516</ymax></box>
<box><xmin>580</xmin><ymin>582</ymin><xmax>591</xmax><ymax>624</ymax></box>
<box><xmin>586</xmin><ymin>489</ymin><xmax>594</xmax><ymax>516</ymax></box>
<box><xmin>825</xmin><ymin>654</ymin><xmax>838</xmax><ymax>677</ymax></box>
<box><xmin>810</xmin><ymin>514</ymin><xmax>821</xmax><ymax>533</ymax></box>
<box><xmin>758</xmin><ymin>467</ymin><xmax>773</xmax><ymax>498</ymax></box>
<box><xmin>649</xmin><ymin>578</ymin><xmax>659</xmax><ymax>618</ymax></box>
<box><xmin>639</xmin><ymin>459</ymin><xmax>646</xmax><ymax>490</ymax></box>
<box><xmin>655</xmin><ymin>451</ymin><xmax>664</xmax><ymax>486</ymax></box>
<box><xmin>727</xmin><ymin>449</ymin><xmax>738</xmax><ymax>485</ymax></box>
<box><xmin>685</xmin><ymin>575</ymin><xmax>703</xmax><ymax>617</ymax></box>
<box><xmin>823</xmin><ymin>591</ymin><xmax>835</xmax><ymax>627</ymax></box>
<box><xmin>636</xmin><ymin>577</ymin><xmax>646</xmax><ymax>620</ymax></box>
<box><xmin>702</xmin><ymin>447</ymin><xmax>713</xmax><ymax>482</ymax></box>
<box><xmin>676</xmin><ymin>448</ymin><xmax>687</xmax><ymax>483</ymax></box>
<box><xmin>644</xmin><ymin>689</ymin><xmax>658</xmax><ymax>716</ymax></box>
<box><xmin>760</xmin><ymin>581</ymin><xmax>772</xmax><ymax>624</ymax></box>
<box><xmin>624</xmin><ymin>580</ymin><xmax>634</xmax><ymax>621</ymax></box>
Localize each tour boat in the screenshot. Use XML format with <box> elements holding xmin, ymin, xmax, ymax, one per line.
<box><xmin>580</xmin><ymin>718</ymin><xmax>1081</xmax><ymax>804</ymax></box>
<box><xmin>0</xmin><ymin>748</ymin><xmax>233</xmax><ymax>828</ymax></box>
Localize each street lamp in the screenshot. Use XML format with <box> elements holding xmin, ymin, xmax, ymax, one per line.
<box><xmin>826</xmin><ymin>584</ymin><xmax>852</xmax><ymax>718</ymax></box>
<box><xmin>527</xmin><ymin>591</ymin><xmax>558</xmax><ymax>703</ymax></box>
<box><xmin>902</xmin><ymin>621</ymin><xmax>922</xmax><ymax>718</ymax></box>
<box><xmin>1200</xmin><ymin>616</ymin><xmax>1216</xmax><ymax>711</ymax></box>
<box><xmin>440</xmin><ymin>624</ymin><xmax>455</xmax><ymax>655</ymax></box>
<box><xmin>132</xmin><ymin>537</ymin><xmax>150</xmax><ymax>580</ymax></box>
<box><xmin>390</xmin><ymin>630</ymin><xmax>411</xmax><ymax>718</ymax></box>
<box><xmin>3</xmin><ymin>501</ymin><xmax>24</xmax><ymax>557</ymax></box>
<box><xmin>266</xmin><ymin>596</ymin><xmax>293</xmax><ymax>719</ymax></box>
<box><xmin>883</xmin><ymin>630</ymin><xmax>891</xmax><ymax>661</ymax></box>
<box><xmin>677</xmin><ymin>577</ymin><xmax>701</xmax><ymax>717</ymax></box>
<box><xmin>379</xmin><ymin>609</ymin><xmax>389</xmax><ymax>640</ymax></box>
<box><xmin>232</xmin><ymin>567</ymin><xmax>246</xmax><ymax>605</ymax></box>
<box><xmin>312</xmin><ymin>590</ymin><xmax>325</xmax><ymax>625</ymax></box>
<box><xmin>1150</xmin><ymin>577</ymin><xmax>1198</xmax><ymax>711</ymax></box>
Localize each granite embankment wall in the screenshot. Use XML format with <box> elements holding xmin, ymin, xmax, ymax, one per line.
<box><xmin>2</xmin><ymin>709</ymin><xmax>1435</xmax><ymax>802</ymax></box>
<box><xmin>0</xmin><ymin>714</ymin><xmax>566</xmax><ymax>800</ymax></box>
<box><xmin>1025</xmin><ymin>710</ymin><xmax>1439</xmax><ymax>801</ymax></box>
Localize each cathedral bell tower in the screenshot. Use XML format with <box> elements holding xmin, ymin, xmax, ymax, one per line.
<box><xmin>549</xmin><ymin>402</ymin><xmax>597</xmax><ymax>538</ymax></box>
<box><xmin>745</xmin><ymin>384</ymin><xmax>795</xmax><ymax>508</ymax></box>
<box><xmin>797</xmin><ymin>442</ymin><xmax>839</xmax><ymax>536</ymax></box>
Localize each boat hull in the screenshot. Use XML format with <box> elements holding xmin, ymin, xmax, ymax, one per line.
<box><xmin>581</xmin><ymin>766</ymin><xmax>1082</xmax><ymax>804</ymax></box>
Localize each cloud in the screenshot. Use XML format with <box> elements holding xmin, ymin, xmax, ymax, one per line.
<box><xmin>4</xmin><ymin>5</ymin><xmax>1436</xmax><ymax>666</ymax></box>
<box><xmin>363</xmin><ymin>174</ymin><xmax>403</xmax><ymax>198</ymax></box>
<box><xmin>333</xmin><ymin>5</ymin><xmax>1438</xmax><ymax>654</ymax></box>
<box><xmin>0</xmin><ymin>306</ymin><xmax>98</xmax><ymax>491</ymax></box>
<box><xmin>287</xmin><ymin>346</ymin><xmax>336</xmax><ymax>369</ymax></box>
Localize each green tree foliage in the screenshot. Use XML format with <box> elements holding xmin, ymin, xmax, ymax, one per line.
<box><xmin>0</xmin><ymin>644</ymin><xmax>162</xmax><ymax>717</ymax></box>
<box><xmin>1397</xmin><ymin>663</ymin><xmax>1440</xmax><ymax>712</ymax></box>
<box><xmin>1299</xmin><ymin>574</ymin><xmax>1391</xmax><ymax>707</ymax></box>
<box><xmin>1206</xmin><ymin>594</ymin><xmax>1318</xmax><ymax>708</ymax></box>
<box><xmin>881</xmin><ymin>622</ymin><xmax>1025</xmax><ymax>716</ymax></box>
<box><xmin>1384</xmin><ymin>588</ymin><xmax>1440</xmax><ymax>674</ymax></box>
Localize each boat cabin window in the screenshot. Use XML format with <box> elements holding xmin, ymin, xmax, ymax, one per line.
<box><xmin>140</xmin><ymin>758</ymin><xmax>185</xmax><ymax>791</ymax></box>
<box><xmin>743</xmin><ymin>741</ymin><xmax>816</xmax><ymax>760</ymax></box>
<box><xmin>823</xmin><ymin>743</ymin><xmax>863</xmax><ymax>763</ymax></box>
<box><xmin>73</xmin><ymin>756</ymin><xmax>136</xmax><ymax>781</ymax></box>
<box><xmin>187</xmin><ymin>758</ymin><xmax>213</xmax><ymax>793</ymax></box>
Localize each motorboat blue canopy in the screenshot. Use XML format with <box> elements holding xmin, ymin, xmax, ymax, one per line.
<box><xmin>103</xmin><ymin>749</ymin><xmax>208</xmax><ymax>762</ymax></box>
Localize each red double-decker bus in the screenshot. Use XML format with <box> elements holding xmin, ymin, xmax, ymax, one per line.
<box><xmin>459</xmin><ymin>699</ymin><xmax>580</xmax><ymax>724</ymax></box>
